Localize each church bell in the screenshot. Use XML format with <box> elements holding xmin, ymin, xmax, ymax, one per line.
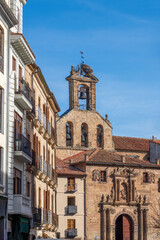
<box><xmin>79</xmin><ymin>87</ymin><xmax>86</xmax><ymax>100</ymax></box>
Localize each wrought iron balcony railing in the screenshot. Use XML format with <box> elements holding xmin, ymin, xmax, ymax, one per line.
<box><xmin>15</xmin><ymin>134</ymin><xmax>31</xmax><ymax>157</ymax></box>
<box><xmin>15</xmin><ymin>79</ymin><xmax>32</xmax><ymax>103</ymax></box>
<box><xmin>33</xmin><ymin>207</ymin><xmax>41</xmax><ymax>225</ymax></box>
<box><xmin>43</xmin><ymin>209</ymin><xmax>47</xmax><ymax>224</ymax></box>
<box><xmin>67</xmin><ymin>205</ymin><xmax>77</xmax><ymax>214</ymax></box>
<box><xmin>67</xmin><ymin>228</ymin><xmax>77</xmax><ymax>237</ymax></box>
<box><xmin>43</xmin><ymin>114</ymin><xmax>46</xmax><ymax>129</ymax></box>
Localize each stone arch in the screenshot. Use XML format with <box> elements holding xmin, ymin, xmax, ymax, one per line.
<box><xmin>78</xmin><ymin>84</ymin><xmax>89</xmax><ymax>110</ymax></box>
<box><xmin>81</xmin><ymin>122</ymin><xmax>88</xmax><ymax>147</ymax></box>
<box><xmin>66</xmin><ymin>121</ymin><xmax>73</xmax><ymax>147</ymax></box>
<box><xmin>112</xmin><ymin>209</ymin><xmax>138</xmax><ymax>240</ymax></box>
<box><xmin>97</xmin><ymin>124</ymin><xmax>104</xmax><ymax>148</ymax></box>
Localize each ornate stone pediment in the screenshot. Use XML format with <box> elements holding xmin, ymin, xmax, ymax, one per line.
<box><xmin>112</xmin><ymin>167</ymin><xmax>138</xmax><ymax>178</ymax></box>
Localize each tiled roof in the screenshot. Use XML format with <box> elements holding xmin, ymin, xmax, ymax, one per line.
<box><xmin>63</xmin><ymin>150</ymin><xmax>95</xmax><ymax>163</ymax></box>
<box><xmin>64</xmin><ymin>150</ymin><xmax>157</xmax><ymax>167</ymax></box>
<box><xmin>56</xmin><ymin>157</ymin><xmax>86</xmax><ymax>176</ymax></box>
<box><xmin>113</xmin><ymin>136</ymin><xmax>151</xmax><ymax>152</ymax></box>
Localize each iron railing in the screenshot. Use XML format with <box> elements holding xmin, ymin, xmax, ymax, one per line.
<box><xmin>43</xmin><ymin>160</ymin><xmax>47</xmax><ymax>175</ymax></box>
<box><xmin>15</xmin><ymin>134</ymin><xmax>31</xmax><ymax>157</ymax></box>
<box><xmin>48</xmin><ymin>122</ymin><xmax>51</xmax><ymax>135</ymax></box>
<box><xmin>67</xmin><ymin>228</ymin><xmax>77</xmax><ymax>237</ymax></box>
<box><xmin>43</xmin><ymin>209</ymin><xmax>47</xmax><ymax>224</ymax></box>
<box><xmin>67</xmin><ymin>205</ymin><xmax>77</xmax><ymax>214</ymax></box>
<box><xmin>38</xmin><ymin>106</ymin><xmax>41</xmax><ymax>122</ymax></box>
<box><xmin>43</xmin><ymin>114</ymin><xmax>46</xmax><ymax>129</ymax></box>
<box><xmin>15</xmin><ymin>79</ymin><xmax>32</xmax><ymax>103</ymax></box>
<box><xmin>52</xmin><ymin>213</ymin><xmax>58</xmax><ymax>227</ymax></box>
<box><xmin>39</xmin><ymin>155</ymin><xmax>42</xmax><ymax>171</ymax></box>
<box><xmin>48</xmin><ymin>210</ymin><xmax>52</xmax><ymax>224</ymax></box>
<box><xmin>33</xmin><ymin>207</ymin><xmax>41</xmax><ymax>225</ymax></box>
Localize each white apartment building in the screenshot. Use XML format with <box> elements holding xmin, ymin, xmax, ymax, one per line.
<box><xmin>6</xmin><ymin>0</ymin><xmax>35</xmax><ymax>239</ymax></box>
<box><xmin>56</xmin><ymin>158</ymin><xmax>85</xmax><ymax>240</ymax></box>
<box><xmin>0</xmin><ymin>0</ymin><xmax>17</xmax><ymax>239</ymax></box>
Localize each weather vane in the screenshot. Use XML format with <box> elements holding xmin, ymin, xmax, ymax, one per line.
<box><xmin>80</xmin><ymin>51</ymin><xmax>84</xmax><ymax>63</ymax></box>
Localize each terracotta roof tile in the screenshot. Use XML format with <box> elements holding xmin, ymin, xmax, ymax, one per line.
<box><xmin>113</xmin><ymin>136</ymin><xmax>151</xmax><ymax>152</ymax></box>
<box><xmin>64</xmin><ymin>150</ymin><xmax>157</xmax><ymax>167</ymax></box>
<box><xmin>56</xmin><ymin>157</ymin><xmax>85</xmax><ymax>176</ymax></box>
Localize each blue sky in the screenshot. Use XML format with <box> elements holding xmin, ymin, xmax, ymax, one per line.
<box><xmin>24</xmin><ymin>0</ymin><xmax>160</xmax><ymax>138</ymax></box>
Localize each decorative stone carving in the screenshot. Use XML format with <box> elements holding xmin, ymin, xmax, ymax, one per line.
<box><xmin>111</xmin><ymin>167</ymin><xmax>138</xmax><ymax>178</ymax></box>
<box><xmin>92</xmin><ymin>170</ymin><xmax>100</xmax><ymax>181</ymax></box>
<box><xmin>148</xmin><ymin>172</ymin><xmax>155</xmax><ymax>183</ymax></box>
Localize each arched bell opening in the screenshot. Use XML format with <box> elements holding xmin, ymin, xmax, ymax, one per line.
<box><xmin>66</xmin><ymin>122</ymin><xmax>73</xmax><ymax>147</ymax></box>
<box><xmin>97</xmin><ymin>125</ymin><xmax>104</xmax><ymax>148</ymax></box>
<box><xmin>81</xmin><ymin>123</ymin><xmax>88</xmax><ymax>147</ymax></box>
<box><xmin>78</xmin><ymin>85</ymin><xmax>89</xmax><ymax>110</ymax></box>
<box><xmin>115</xmin><ymin>214</ymin><xmax>134</xmax><ymax>240</ymax></box>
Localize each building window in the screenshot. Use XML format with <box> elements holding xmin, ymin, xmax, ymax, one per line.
<box><xmin>100</xmin><ymin>171</ymin><xmax>106</xmax><ymax>182</ymax></box>
<box><xmin>0</xmin><ymin>26</ymin><xmax>4</xmax><ymax>73</ymax></box>
<box><xmin>81</xmin><ymin>123</ymin><xmax>88</xmax><ymax>147</ymax></box>
<box><xmin>68</xmin><ymin>197</ymin><xmax>75</xmax><ymax>206</ymax></box>
<box><xmin>43</xmin><ymin>146</ymin><xmax>45</xmax><ymax>161</ymax></box>
<box><xmin>67</xmin><ymin>178</ymin><xmax>76</xmax><ymax>192</ymax></box>
<box><xmin>26</xmin><ymin>181</ymin><xmax>30</xmax><ymax>197</ymax></box>
<box><xmin>0</xmin><ymin>88</ymin><xmax>4</xmax><ymax>133</ymax></box>
<box><xmin>97</xmin><ymin>125</ymin><xmax>103</xmax><ymax>148</ymax></box>
<box><xmin>143</xmin><ymin>172</ymin><xmax>149</xmax><ymax>183</ymax></box>
<box><xmin>66</xmin><ymin>122</ymin><xmax>73</xmax><ymax>147</ymax></box>
<box><xmin>67</xmin><ymin>219</ymin><xmax>75</xmax><ymax>230</ymax></box>
<box><xmin>0</xmin><ymin>147</ymin><xmax>3</xmax><ymax>185</ymax></box>
<box><xmin>14</xmin><ymin>168</ymin><xmax>22</xmax><ymax>194</ymax></box>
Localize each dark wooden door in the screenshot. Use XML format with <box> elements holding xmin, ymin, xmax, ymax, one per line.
<box><xmin>116</xmin><ymin>215</ymin><xmax>132</xmax><ymax>240</ymax></box>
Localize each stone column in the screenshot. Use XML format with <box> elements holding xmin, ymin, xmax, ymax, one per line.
<box><xmin>143</xmin><ymin>209</ymin><xmax>148</xmax><ymax>240</ymax></box>
<box><xmin>138</xmin><ymin>206</ymin><xmax>143</xmax><ymax>240</ymax></box>
<box><xmin>106</xmin><ymin>208</ymin><xmax>111</xmax><ymax>240</ymax></box>
<box><xmin>103</xmin><ymin>209</ymin><xmax>106</xmax><ymax>240</ymax></box>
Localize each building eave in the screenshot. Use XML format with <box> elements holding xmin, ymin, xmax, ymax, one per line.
<box><xmin>10</xmin><ymin>33</ymin><xmax>35</xmax><ymax>65</ymax></box>
<box><xmin>0</xmin><ymin>0</ymin><xmax>18</xmax><ymax>28</ymax></box>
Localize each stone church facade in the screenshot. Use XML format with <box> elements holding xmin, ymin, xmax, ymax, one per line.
<box><xmin>56</xmin><ymin>63</ymin><xmax>160</xmax><ymax>240</ymax></box>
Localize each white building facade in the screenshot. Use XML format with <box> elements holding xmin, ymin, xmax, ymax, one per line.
<box><xmin>0</xmin><ymin>0</ymin><xmax>17</xmax><ymax>239</ymax></box>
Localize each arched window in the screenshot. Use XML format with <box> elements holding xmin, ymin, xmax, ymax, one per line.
<box><xmin>97</xmin><ymin>125</ymin><xmax>103</xmax><ymax>148</ymax></box>
<box><xmin>66</xmin><ymin>122</ymin><xmax>73</xmax><ymax>147</ymax></box>
<box><xmin>0</xmin><ymin>26</ymin><xmax>4</xmax><ymax>73</ymax></box>
<box><xmin>81</xmin><ymin>123</ymin><xmax>88</xmax><ymax>147</ymax></box>
<box><xmin>79</xmin><ymin>85</ymin><xmax>89</xmax><ymax>110</ymax></box>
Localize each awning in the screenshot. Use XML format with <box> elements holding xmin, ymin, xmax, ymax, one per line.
<box><xmin>19</xmin><ymin>217</ymin><xmax>29</xmax><ymax>233</ymax></box>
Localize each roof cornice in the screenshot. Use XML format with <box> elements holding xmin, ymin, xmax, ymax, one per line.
<box><xmin>0</xmin><ymin>0</ymin><xmax>18</xmax><ymax>28</ymax></box>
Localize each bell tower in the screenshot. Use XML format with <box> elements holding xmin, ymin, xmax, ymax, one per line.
<box><xmin>66</xmin><ymin>63</ymin><xmax>99</xmax><ymax>111</ymax></box>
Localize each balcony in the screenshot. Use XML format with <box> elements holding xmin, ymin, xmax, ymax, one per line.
<box><xmin>65</xmin><ymin>183</ymin><xmax>77</xmax><ymax>193</ymax></box>
<box><xmin>15</xmin><ymin>79</ymin><xmax>32</xmax><ymax>110</ymax></box>
<box><xmin>34</xmin><ymin>106</ymin><xmax>41</xmax><ymax>129</ymax></box>
<box><xmin>14</xmin><ymin>134</ymin><xmax>32</xmax><ymax>163</ymax></box>
<box><xmin>27</xmin><ymin>97</ymin><xmax>35</xmax><ymax>120</ymax></box>
<box><xmin>48</xmin><ymin>127</ymin><xmax>56</xmax><ymax>146</ymax></box>
<box><xmin>67</xmin><ymin>228</ymin><xmax>77</xmax><ymax>238</ymax></box>
<box><xmin>67</xmin><ymin>205</ymin><xmax>77</xmax><ymax>215</ymax></box>
<box><xmin>43</xmin><ymin>209</ymin><xmax>47</xmax><ymax>224</ymax></box>
<box><xmin>52</xmin><ymin>213</ymin><xmax>58</xmax><ymax>228</ymax></box>
<box><xmin>43</xmin><ymin>160</ymin><xmax>47</xmax><ymax>176</ymax></box>
<box><xmin>33</xmin><ymin>207</ymin><xmax>41</xmax><ymax>226</ymax></box>
<box><xmin>13</xmin><ymin>195</ymin><xmax>32</xmax><ymax>217</ymax></box>
<box><xmin>48</xmin><ymin>210</ymin><xmax>52</xmax><ymax>225</ymax></box>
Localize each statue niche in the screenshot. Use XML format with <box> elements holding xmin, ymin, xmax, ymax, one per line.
<box><xmin>120</xmin><ymin>182</ymin><xmax>128</xmax><ymax>202</ymax></box>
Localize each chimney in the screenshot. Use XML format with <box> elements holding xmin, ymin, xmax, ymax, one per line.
<box><xmin>84</xmin><ymin>153</ymin><xmax>89</xmax><ymax>161</ymax></box>
<box><xmin>156</xmin><ymin>159</ymin><xmax>160</xmax><ymax>165</ymax></box>
<box><xmin>121</xmin><ymin>156</ymin><xmax>125</xmax><ymax>163</ymax></box>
